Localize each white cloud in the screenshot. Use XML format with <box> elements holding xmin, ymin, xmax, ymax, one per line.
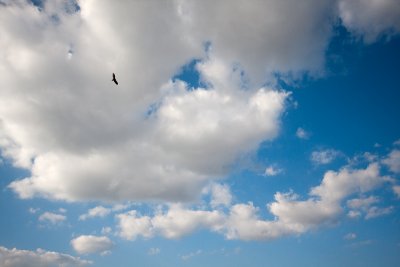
<box><xmin>116</xmin><ymin>211</ymin><xmax>154</xmax><ymax>240</ymax></box>
<box><xmin>296</xmin><ymin>127</ymin><xmax>310</xmax><ymax>140</ymax></box>
<box><xmin>38</xmin><ymin>212</ymin><xmax>66</xmax><ymax>224</ymax></box>
<box><xmin>0</xmin><ymin>246</ymin><xmax>91</xmax><ymax>267</ymax></box>
<box><xmin>1</xmin><ymin>0</ymin><xmax>294</xmax><ymax>203</ymax></box>
<box><xmin>79</xmin><ymin>206</ymin><xmax>111</xmax><ymax>221</ymax></box>
<box><xmin>148</xmin><ymin>248</ymin><xmax>160</xmax><ymax>256</ymax></box>
<box><xmin>311</xmin><ymin>149</ymin><xmax>341</xmax><ymax>165</ymax></box>
<box><xmin>101</xmin><ymin>227</ymin><xmax>112</xmax><ymax>235</ymax></box>
<box><xmin>347</xmin><ymin>210</ymin><xmax>361</xmax><ymax>219</ymax></box>
<box><xmin>365</xmin><ymin>206</ymin><xmax>394</xmax><ymax>219</ymax></box>
<box><xmin>382</xmin><ymin>149</ymin><xmax>400</xmax><ymax>173</ymax></box>
<box><xmin>113</xmin><ymin>163</ymin><xmax>392</xmax><ymax>241</ymax></box>
<box><xmin>338</xmin><ymin>0</ymin><xmax>400</xmax><ymax>42</ymax></box>
<box><xmin>181</xmin><ymin>250</ymin><xmax>202</xmax><ymax>261</ymax></box>
<box><xmin>71</xmin><ymin>235</ymin><xmax>113</xmax><ymax>255</ymax></box>
<box><xmin>264</xmin><ymin>165</ymin><xmax>283</xmax><ymax>176</ymax></box>
<box><xmin>1</xmin><ymin>0</ymin><xmax>398</xmax><ymax>206</ymax></box>
<box><xmin>209</xmin><ymin>183</ymin><xmax>232</xmax><ymax>208</ymax></box>
<box><xmin>394</xmin><ymin>139</ymin><xmax>400</xmax><ymax>146</ymax></box>
<box><xmin>152</xmin><ymin>205</ymin><xmax>226</xmax><ymax>239</ymax></box>
<box><xmin>347</xmin><ymin>196</ymin><xmax>379</xmax><ymax>210</ymax></box>
<box><xmin>28</xmin><ymin>207</ymin><xmax>39</xmax><ymax>214</ymax></box>
<box><xmin>344</xmin><ymin>232</ymin><xmax>357</xmax><ymax>240</ymax></box>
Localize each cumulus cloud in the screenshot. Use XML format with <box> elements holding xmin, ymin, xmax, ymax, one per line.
<box><xmin>114</xmin><ymin>163</ymin><xmax>392</xmax><ymax>241</ymax></box>
<box><xmin>116</xmin><ymin>205</ymin><xmax>225</xmax><ymax>240</ymax></box>
<box><xmin>382</xmin><ymin>149</ymin><xmax>400</xmax><ymax>173</ymax></box>
<box><xmin>71</xmin><ymin>235</ymin><xmax>113</xmax><ymax>255</ymax></box>
<box><xmin>2</xmin><ymin>0</ymin><xmax>294</xmax><ymax>202</ymax></box>
<box><xmin>38</xmin><ymin>212</ymin><xmax>66</xmax><ymax>224</ymax></box>
<box><xmin>1</xmin><ymin>0</ymin><xmax>398</xmax><ymax>206</ymax></box>
<box><xmin>0</xmin><ymin>246</ymin><xmax>91</xmax><ymax>267</ymax></box>
<box><xmin>311</xmin><ymin>149</ymin><xmax>341</xmax><ymax>165</ymax></box>
<box><xmin>338</xmin><ymin>0</ymin><xmax>400</xmax><ymax>42</ymax></box>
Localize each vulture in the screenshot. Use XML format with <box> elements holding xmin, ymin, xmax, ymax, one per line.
<box><xmin>112</xmin><ymin>73</ymin><xmax>118</xmax><ymax>85</ymax></box>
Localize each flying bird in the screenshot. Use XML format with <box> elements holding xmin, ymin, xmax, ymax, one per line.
<box><xmin>112</xmin><ymin>73</ymin><xmax>118</xmax><ymax>85</ymax></box>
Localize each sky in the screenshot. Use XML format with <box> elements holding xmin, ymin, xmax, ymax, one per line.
<box><xmin>0</xmin><ymin>0</ymin><xmax>400</xmax><ymax>266</ymax></box>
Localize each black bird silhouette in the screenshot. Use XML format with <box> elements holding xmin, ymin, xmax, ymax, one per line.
<box><xmin>112</xmin><ymin>73</ymin><xmax>118</xmax><ymax>85</ymax></box>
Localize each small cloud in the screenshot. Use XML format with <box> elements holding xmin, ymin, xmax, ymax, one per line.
<box><xmin>382</xmin><ymin>149</ymin><xmax>400</xmax><ymax>173</ymax></box>
<box><xmin>100</xmin><ymin>250</ymin><xmax>112</xmax><ymax>256</ymax></box>
<box><xmin>29</xmin><ymin>207</ymin><xmax>40</xmax><ymax>214</ymax></box>
<box><xmin>347</xmin><ymin>196</ymin><xmax>379</xmax><ymax>210</ymax></box>
<box><xmin>58</xmin><ymin>208</ymin><xmax>67</xmax><ymax>213</ymax></box>
<box><xmin>79</xmin><ymin>206</ymin><xmax>111</xmax><ymax>221</ymax></box>
<box><xmin>264</xmin><ymin>165</ymin><xmax>283</xmax><ymax>176</ymax></box>
<box><xmin>374</xmin><ymin>143</ymin><xmax>381</xmax><ymax>148</ymax></box>
<box><xmin>365</xmin><ymin>206</ymin><xmax>393</xmax><ymax>219</ymax></box>
<box><xmin>347</xmin><ymin>240</ymin><xmax>373</xmax><ymax>248</ymax></box>
<box><xmin>204</xmin><ymin>183</ymin><xmax>232</xmax><ymax>208</ymax></box>
<box><xmin>296</xmin><ymin>127</ymin><xmax>310</xmax><ymax>140</ymax></box>
<box><xmin>347</xmin><ymin>210</ymin><xmax>361</xmax><ymax>219</ymax></box>
<box><xmin>39</xmin><ymin>212</ymin><xmax>66</xmax><ymax>224</ymax></box>
<box><xmin>101</xmin><ymin>227</ymin><xmax>112</xmax><ymax>235</ymax></box>
<box><xmin>344</xmin><ymin>233</ymin><xmax>357</xmax><ymax>240</ymax></box>
<box><xmin>393</xmin><ymin>139</ymin><xmax>400</xmax><ymax>146</ymax></box>
<box><xmin>181</xmin><ymin>250</ymin><xmax>202</xmax><ymax>261</ymax></box>
<box><xmin>148</xmin><ymin>247</ymin><xmax>160</xmax><ymax>255</ymax></box>
<box><xmin>311</xmin><ymin>149</ymin><xmax>340</xmax><ymax>165</ymax></box>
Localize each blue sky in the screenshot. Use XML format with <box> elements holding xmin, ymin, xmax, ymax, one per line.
<box><xmin>0</xmin><ymin>1</ymin><xmax>400</xmax><ymax>266</ymax></box>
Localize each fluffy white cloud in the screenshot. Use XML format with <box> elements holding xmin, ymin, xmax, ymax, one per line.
<box><xmin>338</xmin><ymin>0</ymin><xmax>400</xmax><ymax>42</ymax></box>
<box><xmin>79</xmin><ymin>206</ymin><xmax>111</xmax><ymax>221</ymax></box>
<box><xmin>152</xmin><ymin>205</ymin><xmax>226</xmax><ymax>239</ymax></box>
<box><xmin>117</xmin><ymin>205</ymin><xmax>225</xmax><ymax>240</ymax></box>
<box><xmin>1</xmin><ymin>0</ymin><xmax>398</xmax><ymax>205</ymax></box>
<box><xmin>382</xmin><ymin>149</ymin><xmax>400</xmax><ymax>173</ymax></box>
<box><xmin>38</xmin><ymin>212</ymin><xmax>66</xmax><ymax>224</ymax></box>
<box><xmin>116</xmin><ymin>211</ymin><xmax>154</xmax><ymax>240</ymax></box>
<box><xmin>311</xmin><ymin>149</ymin><xmax>341</xmax><ymax>165</ymax></box>
<box><xmin>2</xmin><ymin>0</ymin><xmax>293</xmax><ymax>202</ymax></box>
<box><xmin>114</xmin><ymin>163</ymin><xmax>392</xmax><ymax>241</ymax></box>
<box><xmin>0</xmin><ymin>246</ymin><xmax>91</xmax><ymax>267</ymax></box>
<box><xmin>70</xmin><ymin>235</ymin><xmax>113</xmax><ymax>255</ymax></box>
